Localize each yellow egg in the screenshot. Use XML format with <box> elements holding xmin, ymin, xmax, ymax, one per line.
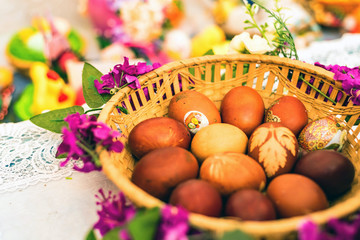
<box><xmin>0</xmin><ymin>67</ymin><xmax>13</xmax><ymax>88</ymax></box>
<box><xmin>191</xmin><ymin>123</ymin><xmax>248</xmax><ymax>163</ymax></box>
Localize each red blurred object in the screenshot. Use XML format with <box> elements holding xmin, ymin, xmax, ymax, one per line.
<box><xmin>75</xmin><ymin>87</ymin><xmax>85</xmax><ymax>106</ymax></box>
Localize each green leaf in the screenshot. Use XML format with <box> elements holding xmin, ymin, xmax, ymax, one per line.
<box><xmin>324</xmin><ymin>143</ymin><xmax>340</xmax><ymax>150</ymax></box>
<box><xmin>103</xmin><ymin>227</ymin><xmax>121</xmax><ymax>240</ymax></box>
<box><xmin>127</xmin><ymin>207</ymin><xmax>161</xmax><ymax>240</ymax></box>
<box><xmin>203</xmin><ymin>49</ymin><xmax>215</xmax><ymax>56</ymax></box>
<box><xmin>116</xmin><ymin>106</ymin><xmax>129</xmax><ymax>114</ymax></box>
<box><xmin>85</xmin><ymin>229</ymin><xmax>97</xmax><ymax>240</ymax></box>
<box><xmin>55</xmin><ymin>152</ymin><xmax>68</xmax><ymax>159</ymax></box>
<box><xmin>82</xmin><ymin>62</ymin><xmax>107</xmax><ymax>108</ymax></box>
<box><xmin>220</xmin><ymin>230</ymin><xmax>254</xmax><ymax>240</ymax></box>
<box><xmin>30</xmin><ymin>106</ymin><xmax>84</xmax><ymax>133</ymax></box>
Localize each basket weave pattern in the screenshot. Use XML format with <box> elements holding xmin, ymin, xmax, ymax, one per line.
<box><xmin>98</xmin><ymin>54</ymin><xmax>360</xmax><ymax>239</ymax></box>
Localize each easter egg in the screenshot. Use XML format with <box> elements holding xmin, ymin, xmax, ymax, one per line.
<box><xmin>267</xmin><ymin>174</ymin><xmax>329</xmax><ymax>218</ymax></box>
<box><xmin>298</xmin><ymin>116</ymin><xmax>347</xmax><ymax>152</ymax></box>
<box><xmin>168</xmin><ymin>90</ymin><xmax>221</xmax><ymax>135</ymax></box>
<box><xmin>248</xmin><ymin>122</ymin><xmax>299</xmax><ymax>178</ymax></box>
<box><xmin>265</xmin><ymin>96</ymin><xmax>308</xmax><ymax>136</ymax></box>
<box><xmin>221</xmin><ymin>86</ymin><xmax>265</xmax><ymax>137</ymax></box>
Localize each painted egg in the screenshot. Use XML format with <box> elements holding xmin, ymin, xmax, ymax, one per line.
<box><xmin>168</xmin><ymin>90</ymin><xmax>221</xmax><ymax>135</ymax></box>
<box><xmin>248</xmin><ymin>122</ymin><xmax>299</xmax><ymax>178</ymax></box>
<box><xmin>265</xmin><ymin>96</ymin><xmax>308</xmax><ymax>136</ymax></box>
<box><xmin>298</xmin><ymin>116</ymin><xmax>347</xmax><ymax>152</ymax></box>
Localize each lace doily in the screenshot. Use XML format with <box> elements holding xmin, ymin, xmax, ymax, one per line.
<box><xmin>0</xmin><ymin>120</ymin><xmax>73</xmax><ymax>193</ymax></box>
<box><xmin>298</xmin><ymin>33</ymin><xmax>360</xmax><ymax>67</ymax></box>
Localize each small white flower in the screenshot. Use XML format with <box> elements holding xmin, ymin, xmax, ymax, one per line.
<box><xmin>228</xmin><ymin>32</ymin><xmax>251</xmax><ymax>53</ymax></box>
<box><xmin>228</xmin><ymin>32</ymin><xmax>276</xmax><ymax>55</ymax></box>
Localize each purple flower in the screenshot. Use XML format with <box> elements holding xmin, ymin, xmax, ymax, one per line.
<box><xmin>298</xmin><ymin>214</ymin><xmax>360</xmax><ymax>240</ymax></box>
<box><xmin>94</xmin><ymin>57</ymin><xmax>161</xmax><ymax>95</ymax></box>
<box><xmin>94</xmin><ymin>189</ymin><xmax>136</xmax><ymax>237</ymax></box>
<box><xmin>56</xmin><ymin>113</ymin><xmax>124</xmax><ymax>172</ymax></box>
<box><xmin>350</xmin><ymin>89</ymin><xmax>360</xmax><ymax>105</ymax></box>
<box><xmin>314</xmin><ymin>62</ymin><xmax>360</xmax><ymax>105</ymax></box>
<box><xmin>298</xmin><ymin>220</ymin><xmax>322</xmax><ymax>240</ymax></box>
<box><xmin>94</xmin><ymin>72</ymin><xmax>117</xmax><ymax>94</ymax></box>
<box><xmin>157</xmin><ymin>205</ymin><xmax>190</xmax><ymax>240</ymax></box>
<box><xmin>327</xmin><ymin>217</ymin><xmax>359</xmax><ymax>239</ymax></box>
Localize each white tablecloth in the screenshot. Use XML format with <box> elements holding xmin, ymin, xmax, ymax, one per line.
<box><xmin>0</xmin><ymin>121</ymin><xmax>119</xmax><ymax>240</ymax></box>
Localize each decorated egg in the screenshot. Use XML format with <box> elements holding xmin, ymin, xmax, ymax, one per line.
<box><xmin>248</xmin><ymin>122</ymin><xmax>299</xmax><ymax>178</ymax></box>
<box><xmin>168</xmin><ymin>90</ymin><xmax>221</xmax><ymax>134</ymax></box>
<box><xmin>200</xmin><ymin>152</ymin><xmax>266</xmax><ymax>195</ymax></box>
<box><xmin>298</xmin><ymin>116</ymin><xmax>347</xmax><ymax>152</ymax></box>
<box><xmin>265</xmin><ymin>96</ymin><xmax>308</xmax><ymax>136</ymax></box>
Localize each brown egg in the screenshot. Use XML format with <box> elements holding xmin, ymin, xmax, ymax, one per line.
<box><xmin>128</xmin><ymin>117</ymin><xmax>191</xmax><ymax>159</ymax></box>
<box><xmin>191</xmin><ymin>123</ymin><xmax>248</xmax><ymax>163</ymax></box>
<box><xmin>168</xmin><ymin>90</ymin><xmax>221</xmax><ymax>134</ymax></box>
<box><xmin>248</xmin><ymin>122</ymin><xmax>299</xmax><ymax>178</ymax></box>
<box><xmin>200</xmin><ymin>152</ymin><xmax>266</xmax><ymax>195</ymax></box>
<box><xmin>225</xmin><ymin>189</ymin><xmax>277</xmax><ymax>221</ymax></box>
<box><xmin>294</xmin><ymin>150</ymin><xmax>355</xmax><ymax>199</ymax></box>
<box><xmin>169</xmin><ymin>179</ymin><xmax>223</xmax><ymax>217</ymax></box>
<box><xmin>131</xmin><ymin>147</ymin><xmax>199</xmax><ymax>200</ymax></box>
<box><xmin>267</xmin><ymin>174</ymin><xmax>329</xmax><ymax>218</ymax></box>
<box><xmin>265</xmin><ymin>96</ymin><xmax>308</xmax><ymax>136</ymax></box>
<box><xmin>221</xmin><ymin>86</ymin><xmax>265</xmax><ymax>137</ymax></box>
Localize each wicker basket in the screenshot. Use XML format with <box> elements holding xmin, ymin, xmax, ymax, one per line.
<box><xmin>98</xmin><ymin>54</ymin><xmax>360</xmax><ymax>239</ymax></box>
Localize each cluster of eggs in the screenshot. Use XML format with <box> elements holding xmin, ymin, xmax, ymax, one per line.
<box><xmin>127</xmin><ymin>86</ymin><xmax>355</xmax><ymax>220</ymax></box>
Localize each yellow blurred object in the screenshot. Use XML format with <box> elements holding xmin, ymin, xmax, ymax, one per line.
<box><xmin>191</xmin><ymin>25</ymin><xmax>226</xmax><ymax>57</ymax></box>
<box><xmin>18</xmin><ymin>28</ymin><xmax>37</xmax><ymax>43</ymax></box>
<box><xmin>32</xmin><ymin>16</ymin><xmax>51</xmax><ymax>33</ymax></box>
<box><xmin>29</xmin><ymin>62</ymin><xmax>76</xmax><ymax>115</ymax></box>
<box><xmin>213</xmin><ymin>0</ymin><xmax>238</xmax><ymax>24</ymax></box>
<box><xmin>212</xmin><ymin>41</ymin><xmax>230</xmax><ymax>55</ymax></box>
<box><xmin>0</xmin><ymin>67</ymin><xmax>14</xmax><ymax>89</ymax></box>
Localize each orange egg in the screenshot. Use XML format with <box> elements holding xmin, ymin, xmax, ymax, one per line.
<box><xmin>221</xmin><ymin>86</ymin><xmax>265</xmax><ymax>137</ymax></box>
<box><xmin>168</xmin><ymin>90</ymin><xmax>221</xmax><ymax>134</ymax></box>
<box><xmin>267</xmin><ymin>174</ymin><xmax>329</xmax><ymax>218</ymax></box>
<box><xmin>265</xmin><ymin>96</ymin><xmax>308</xmax><ymax>136</ymax></box>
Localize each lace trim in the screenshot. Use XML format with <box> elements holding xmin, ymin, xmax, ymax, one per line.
<box><xmin>0</xmin><ymin>120</ymin><xmax>74</xmax><ymax>193</ymax></box>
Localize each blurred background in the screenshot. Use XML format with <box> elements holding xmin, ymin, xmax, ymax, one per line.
<box><xmin>1</xmin><ymin>0</ymin><xmax>359</xmax><ymax>123</ymax></box>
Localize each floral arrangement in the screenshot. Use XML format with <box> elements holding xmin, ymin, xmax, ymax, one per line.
<box><xmin>29</xmin><ymin>1</ymin><xmax>360</xmax><ymax>239</ymax></box>
<box><xmin>83</xmin><ymin>0</ymin><xmax>184</xmax><ymax>64</ymax></box>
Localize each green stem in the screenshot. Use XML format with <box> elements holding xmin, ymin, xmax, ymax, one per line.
<box><xmin>300</xmin><ymin>76</ymin><xmax>337</xmax><ymax>104</ymax></box>
<box><xmin>76</xmin><ymin>140</ymin><xmax>102</xmax><ymax>168</ymax></box>
<box><xmin>85</xmin><ymin>108</ymin><xmax>103</xmax><ymax>114</ymax></box>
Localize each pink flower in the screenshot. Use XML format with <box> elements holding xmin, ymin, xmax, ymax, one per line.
<box><xmin>298</xmin><ymin>214</ymin><xmax>360</xmax><ymax>240</ymax></box>
<box><xmin>94</xmin><ymin>57</ymin><xmax>160</xmax><ymax>95</ymax></box>
<box><xmin>56</xmin><ymin>113</ymin><xmax>123</xmax><ymax>172</ymax></box>
<box><xmin>314</xmin><ymin>62</ymin><xmax>360</xmax><ymax>105</ymax></box>
<box><xmin>94</xmin><ymin>189</ymin><xmax>136</xmax><ymax>236</ymax></box>
<box><xmin>157</xmin><ymin>205</ymin><xmax>190</xmax><ymax>240</ymax></box>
